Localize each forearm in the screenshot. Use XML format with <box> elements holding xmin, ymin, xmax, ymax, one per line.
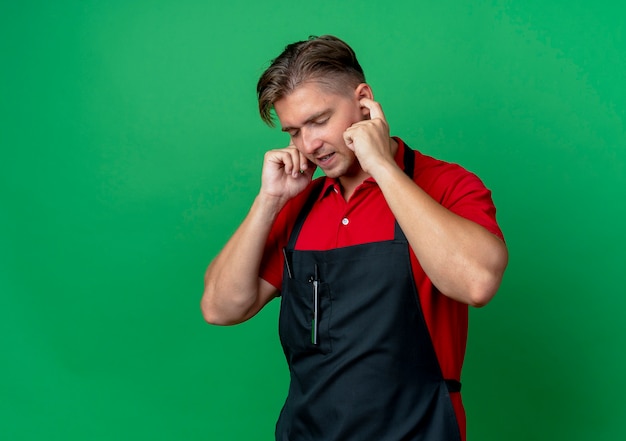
<box><xmin>201</xmin><ymin>194</ymin><xmax>283</xmax><ymax>324</ymax></box>
<box><xmin>374</xmin><ymin>163</ymin><xmax>508</xmax><ymax>306</ymax></box>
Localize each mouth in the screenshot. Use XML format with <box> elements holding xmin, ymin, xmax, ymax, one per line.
<box><xmin>316</xmin><ymin>152</ymin><xmax>335</xmax><ymax>165</ymax></box>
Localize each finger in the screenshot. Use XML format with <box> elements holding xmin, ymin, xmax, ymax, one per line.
<box><xmin>283</xmin><ymin>145</ymin><xmax>311</xmax><ymax>177</ymax></box>
<box><xmin>295</xmin><ymin>153</ymin><xmax>316</xmax><ymax>177</ymax></box>
<box><xmin>298</xmin><ymin>150</ymin><xmax>317</xmax><ymax>175</ymax></box>
<box><xmin>359</xmin><ymin>97</ymin><xmax>386</xmax><ymax>122</ymax></box>
<box><xmin>268</xmin><ymin>149</ymin><xmax>295</xmax><ymax>175</ymax></box>
<box><xmin>298</xmin><ymin>150</ymin><xmax>308</xmax><ymax>171</ymax></box>
<box><xmin>342</xmin><ymin>128</ymin><xmax>355</xmax><ymax>151</ymax></box>
<box><xmin>286</xmin><ymin>147</ymin><xmax>305</xmax><ymax>177</ymax></box>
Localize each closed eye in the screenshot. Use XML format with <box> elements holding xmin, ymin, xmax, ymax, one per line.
<box><xmin>312</xmin><ymin>118</ymin><xmax>329</xmax><ymax>126</ymax></box>
<box><xmin>282</xmin><ymin>110</ymin><xmax>331</xmax><ymax>137</ymax></box>
<box><xmin>289</xmin><ymin>119</ymin><xmax>327</xmax><ymax>138</ymax></box>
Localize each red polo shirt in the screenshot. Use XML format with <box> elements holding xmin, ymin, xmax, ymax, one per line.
<box><xmin>260</xmin><ymin>137</ymin><xmax>504</xmax><ymax>440</ymax></box>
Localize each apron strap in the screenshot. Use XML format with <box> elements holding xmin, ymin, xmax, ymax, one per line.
<box><xmin>445</xmin><ymin>379</ymin><xmax>462</xmax><ymax>393</ymax></box>
<box><xmin>393</xmin><ymin>143</ymin><xmax>415</xmax><ymax>242</ymax></box>
<box><xmin>403</xmin><ymin>142</ymin><xmax>415</xmax><ymax>179</ymax></box>
<box><xmin>286</xmin><ymin>179</ymin><xmax>325</xmax><ymax>250</ymax></box>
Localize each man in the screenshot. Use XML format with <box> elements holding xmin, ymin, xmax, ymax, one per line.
<box><xmin>202</xmin><ymin>35</ymin><xmax>508</xmax><ymax>441</ymax></box>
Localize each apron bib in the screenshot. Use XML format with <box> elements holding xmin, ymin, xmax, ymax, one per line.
<box><xmin>276</xmin><ymin>146</ymin><xmax>462</xmax><ymax>441</ymax></box>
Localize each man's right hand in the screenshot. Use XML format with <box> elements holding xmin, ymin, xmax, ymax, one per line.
<box><xmin>260</xmin><ymin>143</ymin><xmax>316</xmax><ymax>204</ymax></box>
<box><xmin>201</xmin><ymin>142</ymin><xmax>315</xmax><ymax>325</ymax></box>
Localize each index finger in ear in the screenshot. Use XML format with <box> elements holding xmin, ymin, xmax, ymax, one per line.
<box><xmin>359</xmin><ymin>98</ymin><xmax>386</xmax><ymax>121</ymax></box>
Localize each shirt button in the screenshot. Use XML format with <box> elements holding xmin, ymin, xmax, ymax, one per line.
<box><xmin>341</xmin><ymin>217</ymin><xmax>349</xmax><ymax>226</ymax></box>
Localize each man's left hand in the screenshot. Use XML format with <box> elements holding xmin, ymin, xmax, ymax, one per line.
<box><xmin>342</xmin><ymin>98</ymin><xmax>396</xmax><ymax>175</ymax></box>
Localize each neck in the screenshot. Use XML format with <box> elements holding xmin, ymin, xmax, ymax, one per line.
<box><xmin>338</xmin><ymin>170</ymin><xmax>369</xmax><ymax>201</ymax></box>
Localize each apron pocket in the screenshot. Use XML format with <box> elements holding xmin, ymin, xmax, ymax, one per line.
<box><xmin>279</xmin><ymin>278</ymin><xmax>332</xmax><ymax>355</ymax></box>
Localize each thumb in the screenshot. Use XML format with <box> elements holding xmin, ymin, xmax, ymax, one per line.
<box><xmin>342</xmin><ymin>128</ymin><xmax>355</xmax><ymax>151</ymax></box>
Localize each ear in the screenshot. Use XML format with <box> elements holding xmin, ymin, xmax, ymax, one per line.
<box><xmin>354</xmin><ymin>83</ymin><xmax>374</xmax><ymax>116</ymax></box>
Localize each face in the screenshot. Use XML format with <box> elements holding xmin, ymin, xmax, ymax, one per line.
<box><xmin>274</xmin><ymin>81</ymin><xmax>370</xmax><ymax>180</ymax></box>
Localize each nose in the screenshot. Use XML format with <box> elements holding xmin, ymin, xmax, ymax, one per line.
<box><xmin>300</xmin><ymin>127</ymin><xmax>323</xmax><ymax>154</ymax></box>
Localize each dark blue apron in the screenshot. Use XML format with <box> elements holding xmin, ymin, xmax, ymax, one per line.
<box><xmin>276</xmin><ymin>146</ymin><xmax>462</xmax><ymax>440</ymax></box>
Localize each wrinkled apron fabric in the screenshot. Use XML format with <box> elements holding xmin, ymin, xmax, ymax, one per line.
<box><xmin>276</xmin><ymin>146</ymin><xmax>461</xmax><ymax>441</ymax></box>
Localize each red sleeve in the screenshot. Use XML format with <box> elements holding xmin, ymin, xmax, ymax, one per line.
<box><xmin>258</xmin><ymin>208</ymin><xmax>290</xmax><ymax>291</ymax></box>
<box><xmin>416</xmin><ymin>155</ymin><xmax>504</xmax><ymax>241</ymax></box>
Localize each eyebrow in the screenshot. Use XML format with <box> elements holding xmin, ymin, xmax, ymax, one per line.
<box><xmin>281</xmin><ymin>110</ymin><xmax>331</xmax><ymax>133</ymax></box>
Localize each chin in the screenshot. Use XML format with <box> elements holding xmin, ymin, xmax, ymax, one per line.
<box><xmin>321</xmin><ymin>169</ymin><xmax>341</xmax><ymax>179</ymax></box>
<box><xmin>321</xmin><ymin>163</ymin><xmax>349</xmax><ymax>179</ymax></box>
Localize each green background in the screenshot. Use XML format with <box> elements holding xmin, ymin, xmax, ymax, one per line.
<box><xmin>2</xmin><ymin>0</ymin><xmax>624</xmax><ymax>440</ymax></box>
